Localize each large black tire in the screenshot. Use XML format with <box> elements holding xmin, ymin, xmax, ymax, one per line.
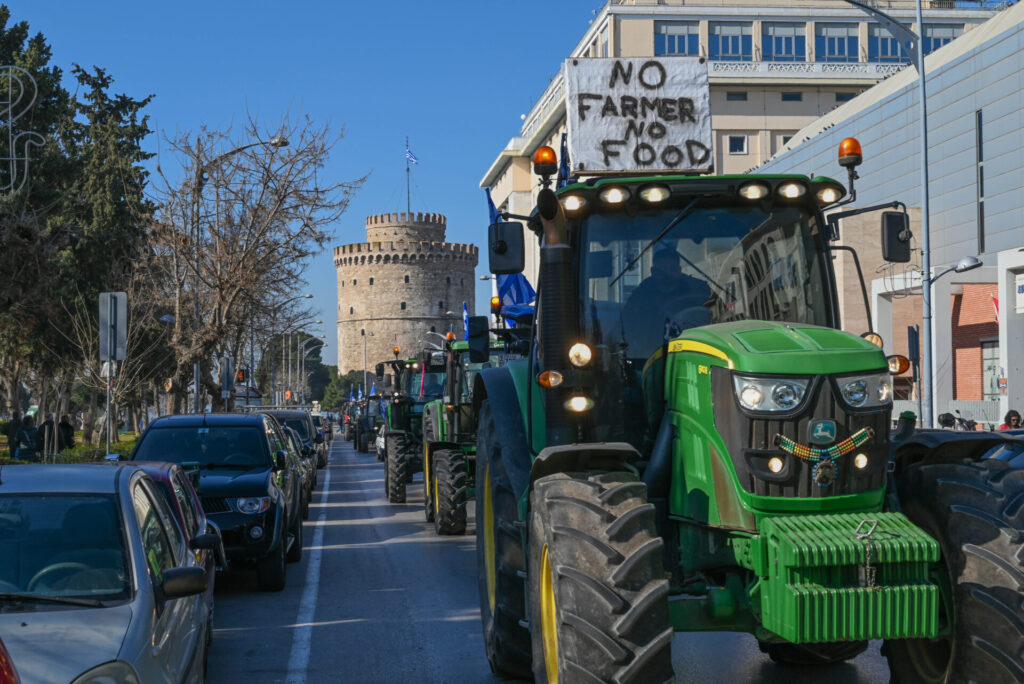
<box><xmin>286</xmin><ymin>508</ymin><xmax>303</xmax><ymax>563</ymax></box>
<box><xmin>885</xmin><ymin>460</ymin><xmax>1024</xmax><ymax>683</ymax></box>
<box><xmin>354</xmin><ymin>425</ymin><xmax>363</xmax><ymax>452</ymax></box>
<box><xmin>256</xmin><ymin>533</ymin><xmax>287</xmax><ymax>591</ymax></box>
<box><xmin>359</xmin><ymin>430</ymin><xmax>370</xmax><ymax>454</ymax></box>
<box><xmin>528</xmin><ymin>471</ymin><xmax>674</xmax><ymax>684</ymax></box>
<box><xmin>423</xmin><ymin>445</ymin><xmax>435</xmax><ymax>523</ymax></box>
<box><xmin>387</xmin><ymin>433</ymin><xmax>409</xmax><ymax>503</ymax></box>
<box><xmin>476</xmin><ymin>400</ymin><xmax>532</xmax><ymax>678</ymax></box>
<box><xmin>433</xmin><ymin>448</ymin><xmax>468</xmax><ymax>535</ymax></box>
<box><xmin>761</xmin><ymin>640</ymin><xmax>868</xmax><ymax>665</ymax></box>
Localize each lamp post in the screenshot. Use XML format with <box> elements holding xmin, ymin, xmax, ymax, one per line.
<box><xmin>191</xmin><ymin>135</ymin><xmax>288</xmax><ymax>413</ymax></box>
<box><xmin>298</xmin><ymin>336</ymin><xmax>327</xmax><ymax>404</ymax></box>
<box><xmin>361</xmin><ymin>329</ymin><xmax>374</xmax><ymax>398</ymax></box>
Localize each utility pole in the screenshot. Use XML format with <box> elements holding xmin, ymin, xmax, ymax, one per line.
<box><xmin>405</xmin><ymin>136</ymin><xmax>411</xmax><ymax>214</ymax></box>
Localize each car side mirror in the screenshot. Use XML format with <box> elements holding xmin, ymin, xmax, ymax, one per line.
<box><xmin>274</xmin><ymin>450</ymin><xmax>287</xmax><ymax>470</ymax></box>
<box><xmin>881</xmin><ymin>211</ymin><xmax>911</xmax><ymax>263</ymax></box>
<box><xmin>161</xmin><ymin>566</ymin><xmax>208</xmax><ymax>599</ymax></box>
<box><xmin>488</xmin><ymin>222</ymin><xmax>525</xmax><ymax>274</ymax></box>
<box><xmin>467</xmin><ymin>315</ymin><xmax>490</xmax><ymax>363</ymax></box>
<box><xmin>190</xmin><ymin>532</ymin><xmax>220</xmax><ymax>551</ymax></box>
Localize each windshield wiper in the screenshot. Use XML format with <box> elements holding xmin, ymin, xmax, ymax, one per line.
<box><xmin>0</xmin><ymin>592</ymin><xmax>106</xmax><ymax>607</ymax></box>
<box><xmin>609</xmin><ymin>198</ymin><xmax>698</xmax><ymax>288</ymax></box>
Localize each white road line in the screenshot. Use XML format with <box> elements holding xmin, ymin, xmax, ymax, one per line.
<box><xmin>285</xmin><ymin>440</ymin><xmax>336</xmax><ymax>684</ymax></box>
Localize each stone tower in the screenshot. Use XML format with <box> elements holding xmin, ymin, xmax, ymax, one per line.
<box><xmin>334</xmin><ymin>211</ymin><xmax>478</xmax><ymax>375</ymax></box>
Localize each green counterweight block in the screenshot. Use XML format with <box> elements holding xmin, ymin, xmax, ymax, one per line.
<box><xmin>758</xmin><ymin>512</ymin><xmax>940</xmax><ymax>643</ymax></box>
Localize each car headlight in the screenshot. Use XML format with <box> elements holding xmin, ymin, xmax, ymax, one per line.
<box><xmin>236</xmin><ymin>496</ymin><xmax>271</xmax><ymax>514</ymax></box>
<box><xmin>71</xmin><ymin>660</ymin><xmax>141</xmax><ymax>684</ymax></box>
<box><xmin>838</xmin><ymin>372</ymin><xmax>893</xmax><ymax>408</ymax></box>
<box><xmin>733</xmin><ymin>375</ymin><xmax>810</xmax><ymax>412</ymax></box>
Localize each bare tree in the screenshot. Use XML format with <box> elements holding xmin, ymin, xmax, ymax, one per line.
<box><xmin>151</xmin><ymin>115</ymin><xmax>364</xmax><ymax>410</ymax></box>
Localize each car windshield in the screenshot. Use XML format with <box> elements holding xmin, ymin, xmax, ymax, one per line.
<box><xmin>133</xmin><ymin>426</ymin><xmax>268</xmax><ymax>468</ymax></box>
<box><xmin>580</xmin><ymin>202</ymin><xmax>833</xmax><ymax>363</ymax></box>
<box><xmin>280</xmin><ymin>418</ymin><xmax>311</xmax><ymax>441</ymax></box>
<box><xmin>0</xmin><ymin>494</ymin><xmax>131</xmax><ymax>601</ymax></box>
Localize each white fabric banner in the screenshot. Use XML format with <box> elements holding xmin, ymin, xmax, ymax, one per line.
<box><xmin>564</xmin><ymin>57</ymin><xmax>713</xmax><ymax>175</ymax></box>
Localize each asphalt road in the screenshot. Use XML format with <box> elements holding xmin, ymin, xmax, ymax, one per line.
<box><xmin>207</xmin><ymin>435</ymin><xmax>892</xmax><ymax>684</ymax></box>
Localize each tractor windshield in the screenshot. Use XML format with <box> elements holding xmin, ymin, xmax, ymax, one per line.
<box><xmin>404</xmin><ymin>369</ymin><xmax>445</xmax><ymax>400</ymax></box>
<box><xmin>459</xmin><ymin>349</ymin><xmax>506</xmax><ymax>403</ymax></box>
<box><xmin>580</xmin><ymin>203</ymin><xmax>833</xmax><ymax>363</ymax></box>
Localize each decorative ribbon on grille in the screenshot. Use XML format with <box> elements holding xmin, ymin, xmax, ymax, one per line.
<box><xmin>773</xmin><ymin>427</ymin><xmax>874</xmax><ymax>463</ymax></box>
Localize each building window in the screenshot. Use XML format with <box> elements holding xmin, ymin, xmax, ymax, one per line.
<box><xmin>654</xmin><ymin>21</ymin><xmax>699</xmax><ymax>56</ymax></box>
<box><xmin>728</xmin><ymin>135</ymin><xmax>748</xmax><ymax>154</ymax></box>
<box><xmin>709</xmin><ymin>22</ymin><xmax>752</xmax><ymax>62</ymax></box>
<box><xmin>430</xmin><ymin>326</ymin><xmax>436</xmax><ymax>333</ymax></box>
<box><xmin>353</xmin><ymin>279</ymin><xmax>357</xmax><ymax>286</ymax></box>
<box><xmin>762</xmin><ymin>22</ymin><xmax>806</xmax><ymax>62</ymax></box>
<box><xmin>815</xmin><ymin>23</ymin><xmax>859</xmax><ymax>63</ymax></box>
<box><xmin>836</xmin><ymin>92</ymin><xmax>856</xmax><ymax>102</ymax></box>
<box><xmin>404</xmin><ymin>275</ymin><xmax>409</xmax><ymax>283</ymax></box>
<box><xmin>369</xmin><ymin>277</ymin><xmax>374</xmax><ymax>285</ymax></box>
<box><xmin>924</xmin><ymin>24</ymin><xmax>963</xmax><ymax>54</ymax></box>
<box><xmin>982</xmin><ymin>340</ymin><xmax>1000</xmax><ymax>401</ymax></box>
<box><xmin>868</xmin><ymin>24</ymin><xmax>909</xmax><ymax>63</ymax></box>
<box><xmin>446</xmin><ymin>276</ymin><xmax>451</xmax><ymax>285</ymax></box>
<box><xmin>401</xmin><ymin>302</ymin><xmax>406</xmax><ymax>310</ymax></box>
<box><xmin>600</xmin><ymin>25</ymin><xmax>610</xmax><ymax>57</ymax></box>
<box><xmin>781</xmin><ymin>92</ymin><xmax>802</xmax><ymax>102</ymax></box>
<box><xmin>349</xmin><ymin>306</ymin><xmax>353</xmax><ymax>314</ymax></box>
<box><xmin>726</xmin><ymin>91</ymin><xmax>747</xmax><ymax>101</ymax></box>
<box><xmin>976</xmin><ymin>109</ymin><xmax>985</xmax><ymax>253</ymax></box>
<box><xmin>782</xmin><ymin>135</ymin><xmax>793</xmax><ymax>145</ymax></box>
<box><xmin>438</xmin><ymin>301</ymin><xmax>444</xmax><ymax>309</ymax></box>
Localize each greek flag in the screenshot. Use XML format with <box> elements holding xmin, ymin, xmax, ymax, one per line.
<box><xmin>463</xmin><ymin>301</ymin><xmax>470</xmax><ymax>340</ymax></box>
<box><xmin>357</xmin><ymin>386</ymin><xmax>363</xmax><ymax>401</ymax></box>
<box><xmin>370</xmin><ymin>383</ymin><xmax>376</xmax><ymax>396</ymax></box>
<box><xmin>349</xmin><ymin>389</ymin><xmax>354</xmax><ymax>402</ymax></box>
<box><xmin>405</xmin><ymin>149</ymin><xmax>419</xmax><ymax>164</ymax></box>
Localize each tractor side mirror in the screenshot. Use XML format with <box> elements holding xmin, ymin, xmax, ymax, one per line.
<box><xmin>467</xmin><ymin>315</ymin><xmax>490</xmax><ymax>363</ymax></box>
<box><xmin>488</xmin><ymin>222</ymin><xmax>525</xmax><ymax>274</ymax></box>
<box><xmin>375</xmin><ymin>363</ymin><xmax>385</xmax><ymax>381</ymax></box>
<box><xmin>881</xmin><ymin>211</ymin><xmax>911</xmax><ymax>263</ymax></box>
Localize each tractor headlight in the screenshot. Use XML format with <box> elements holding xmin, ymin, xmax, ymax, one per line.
<box><xmin>733</xmin><ymin>375</ymin><xmax>810</xmax><ymax>412</ymax></box>
<box><xmin>838</xmin><ymin>372</ymin><xmax>893</xmax><ymax>408</ymax></box>
<box><xmin>568</xmin><ymin>343</ymin><xmax>592</xmax><ymax>367</ymax></box>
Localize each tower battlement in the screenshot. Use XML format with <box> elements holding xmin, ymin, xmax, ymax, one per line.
<box><xmin>365</xmin><ymin>211</ymin><xmax>447</xmax><ymax>242</ymax></box>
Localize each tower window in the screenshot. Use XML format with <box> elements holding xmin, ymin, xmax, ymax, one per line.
<box><xmin>349</xmin><ymin>306</ymin><xmax>353</xmax><ymax>314</ymax></box>
<box><xmin>439</xmin><ymin>301</ymin><xmax>444</xmax><ymax>309</ymax></box>
<box><xmin>401</xmin><ymin>302</ymin><xmax>406</xmax><ymax>310</ymax></box>
<box><xmin>446</xmin><ymin>276</ymin><xmax>451</xmax><ymax>285</ymax></box>
<box><xmin>404</xmin><ymin>275</ymin><xmax>410</xmax><ymax>283</ymax></box>
<box><xmin>353</xmin><ymin>279</ymin><xmax>357</xmax><ymax>286</ymax></box>
<box><xmin>369</xmin><ymin>277</ymin><xmax>374</xmax><ymax>285</ymax></box>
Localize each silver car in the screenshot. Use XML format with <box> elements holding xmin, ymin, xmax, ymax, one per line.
<box><xmin>0</xmin><ymin>464</ymin><xmax>213</xmax><ymax>683</ymax></box>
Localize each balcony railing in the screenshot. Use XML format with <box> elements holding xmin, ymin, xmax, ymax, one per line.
<box><xmin>708</xmin><ymin>60</ymin><xmax>909</xmax><ymax>78</ymax></box>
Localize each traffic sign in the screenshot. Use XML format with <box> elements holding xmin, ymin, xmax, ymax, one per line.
<box><xmin>99</xmin><ymin>292</ymin><xmax>127</xmax><ymax>361</ymax></box>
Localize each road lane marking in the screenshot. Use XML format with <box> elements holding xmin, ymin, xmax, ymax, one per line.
<box><xmin>285</xmin><ymin>441</ymin><xmax>336</xmax><ymax>684</ymax></box>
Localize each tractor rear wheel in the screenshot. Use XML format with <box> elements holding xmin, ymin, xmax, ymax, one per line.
<box><xmin>761</xmin><ymin>640</ymin><xmax>868</xmax><ymax>665</ymax></box>
<box><xmin>433</xmin><ymin>448</ymin><xmax>467</xmax><ymax>535</ymax></box>
<box><xmin>475</xmin><ymin>400</ymin><xmax>532</xmax><ymax>678</ymax></box>
<box><xmin>885</xmin><ymin>460</ymin><xmax>1024</xmax><ymax>684</ymax></box>
<box><xmin>528</xmin><ymin>471</ymin><xmax>674</xmax><ymax>684</ymax></box>
<box><xmin>423</xmin><ymin>445</ymin><xmax>435</xmax><ymax>522</ymax></box>
<box><xmin>386</xmin><ymin>433</ymin><xmax>409</xmax><ymax>503</ymax></box>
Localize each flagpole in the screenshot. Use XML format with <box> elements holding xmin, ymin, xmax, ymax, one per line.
<box><xmin>405</xmin><ymin>136</ymin><xmax>411</xmax><ymax>214</ymax></box>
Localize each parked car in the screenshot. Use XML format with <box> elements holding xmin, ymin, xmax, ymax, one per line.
<box><xmin>0</xmin><ymin>635</ymin><xmax>20</xmax><ymax>684</ymax></box>
<box><xmin>132</xmin><ymin>461</ymin><xmax>227</xmax><ymax>617</ymax></box>
<box><xmin>130</xmin><ymin>413</ymin><xmax>303</xmax><ymax>591</ymax></box>
<box><xmin>281</xmin><ymin>425</ymin><xmax>314</xmax><ymax>520</ymax></box>
<box><xmin>312</xmin><ymin>412</ymin><xmax>331</xmax><ymax>444</ymax></box>
<box><xmin>0</xmin><ymin>464</ymin><xmax>213</xmax><ymax>683</ymax></box>
<box><xmin>266</xmin><ymin>409</ymin><xmax>326</xmax><ymax>469</ymax></box>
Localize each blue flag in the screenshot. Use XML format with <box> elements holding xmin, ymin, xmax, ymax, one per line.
<box><xmin>370</xmin><ymin>383</ymin><xmax>376</xmax><ymax>396</ymax></box>
<box><xmin>557</xmin><ymin>132</ymin><xmax>572</xmax><ymax>189</ymax></box>
<box><xmin>405</xmin><ymin>149</ymin><xmax>419</xmax><ymax>164</ymax></box>
<box><xmin>484</xmin><ymin>187</ymin><xmax>536</xmax><ymax>321</ymax></box>
<box><xmin>463</xmin><ymin>301</ymin><xmax>470</xmax><ymax>340</ymax></box>
<box><xmin>358</xmin><ymin>386</ymin><xmax>363</xmax><ymax>401</ymax></box>
<box><xmin>349</xmin><ymin>389</ymin><xmax>354</xmax><ymax>402</ymax></box>
<box><xmin>485</xmin><ymin>187</ymin><xmax>501</xmax><ymax>225</ymax></box>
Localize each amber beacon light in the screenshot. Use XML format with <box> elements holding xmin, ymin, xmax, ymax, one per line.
<box><xmin>533</xmin><ymin>146</ymin><xmax>558</xmax><ymax>177</ymax></box>
<box><xmin>490</xmin><ymin>296</ymin><xmax>501</xmax><ymax>314</ymax></box>
<box><xmin>838</xmin><ymin>137</ymin><xmax>862</xmax><ymax>168</ymax></box>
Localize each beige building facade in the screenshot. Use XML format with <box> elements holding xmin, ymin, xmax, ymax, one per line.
<box><xmin>481</xmin><ymin>0</ymin><xmax>995</xmax><ymax>284</ymax></box>
<box><xmin>333</xmin><ymin>212</ymin><xmax>478</xmax><ymax>376</ymax></box>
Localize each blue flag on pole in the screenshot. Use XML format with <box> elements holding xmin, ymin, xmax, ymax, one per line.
<box><xmin>370</xmin><ymin>383</ymin><xmax>376</xmax><ymax>396</ymax></box>
<box><xmin>349</xmin><ymin>389</ymin><xmax>354</xmax><ymax>402</ymax></box>
<box><xmin>484</xmin><ymin>188</ymin><xmax>536</xmax><ymax>316</ymax></box>
<box><xmin>462</xmin><ymin>301</ymin><xmax>470</xmax><ymax>340</ymax></box>
<box><xmin>405</xmin><ymin>149</ymin><xmax>419</xmax><ymax>164</ymax></box>
<box><xmin>358</xmin><ymin>386</ymin><xmax>363</xmax><ymax>401</ymax></box>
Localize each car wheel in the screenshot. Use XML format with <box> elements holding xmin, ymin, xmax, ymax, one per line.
<box><xmin>287</xmin><ymin>509</ymin><xmax>303</xmax><ymax>563</ymax></box>
<box><xmin>257</xmin><ymin>534</ymin><xmax>287</xmax><ymax>591</ymax></box>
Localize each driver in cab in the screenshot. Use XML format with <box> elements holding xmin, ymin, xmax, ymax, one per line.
<box><xmin>622</xmin><ymin>247</ymin><xmax>711</xmax><ymax>358</ymax></box>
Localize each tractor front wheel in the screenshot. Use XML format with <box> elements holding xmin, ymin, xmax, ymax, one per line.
<box><xmin>885</xmin><ymin>460</ymin><xmax>1024</xmax><ymax>684</ymax></box>
<box><xmin>433</xmin><ymin>448</ymin><xmax>467</xmax><ymax>535</ymax></box>
<box><xmin>423</xmin><ymin>445</ymin><xmax>435</xmax><ymax>523</ymax></box>
<box><xmin>386</xmin><ymin>433</ymin><xmax>409</xmax><ymax>503</ymax></box>
<box><xmin>528</xmin><ymin>471</ymin><xmax>674</xmax><ymax>684</ymax></box>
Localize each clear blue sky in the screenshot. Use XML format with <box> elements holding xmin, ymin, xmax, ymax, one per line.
<box><xmin>18</xmin><ymin>0</ymin><xmax>603</xmax><ymax>364</ymax></box>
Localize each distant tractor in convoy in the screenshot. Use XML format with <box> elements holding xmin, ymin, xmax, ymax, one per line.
<box><xmin>376</xmin><ymin>349</ymin><xmax>446</xmax><ymax>503</ymax></box>
<box><xmin>422</xmin><ymin>331</ymin><xmax>525</xmax><ymax>535</ymax></box>
<box><xmin>472</xmin><ymin>136</ymin><xmax>1024</xmax><ymax>683</ymax></box>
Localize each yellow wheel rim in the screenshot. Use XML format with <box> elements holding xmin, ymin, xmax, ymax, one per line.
<box><xmin>434</xmin><ymin>468</ymin><xmax>440</xmax><ymax>515</ymax></box>
<box><xmin>540</xmin><ymin>544</ymin><xmax>559</xmax><ymax>684</ymax></box>
<box><xmin>424</xmin><ymin>448</ymin><xmax>430</xmax><ymax>501</ymax></box>
<box><xmin>483</xmin><ymin>462</ymin><xmax>496</xmax><ymax>613</ymax></box>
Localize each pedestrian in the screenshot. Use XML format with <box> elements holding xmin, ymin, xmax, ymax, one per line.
<box><xmin>997</xmin><ymin>409</ymin><xmax>1021</xmax><ymax>431</ymax></box>
<box><xmin>3</xmin><ymin>410</ymin><xmax>20</xmax><ymax>455</ymax></box>
<box><xmin>14</xmin><ymin>415</ymin><xmax>40</xmax><ymax>462</ymax></box>
<box><xmin>58</xmin><ymin>414</ymin><xmax>75</xmax><ymax>452</ymax></box>
<box><xmin>38</xmin><ymin>412</ymin><xmax>57</xmax><ymax>457</ymax></box>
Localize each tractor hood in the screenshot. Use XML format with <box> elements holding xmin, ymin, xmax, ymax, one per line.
<box><xmin>673</xmin><ymin>321</ymin><xmax>886</xmax><ymax>375</ymax></box>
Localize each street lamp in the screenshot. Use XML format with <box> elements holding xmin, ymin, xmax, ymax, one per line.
<box><xmin>361</xmin><ymin>329</ymin><xmax>374</xmax><ymax>398</ymax></box>
<box><xmin>932</xmin><ymin>256</ymin><xmax>983</xmax><ymax>284</ymax></box>
<box><xmin>243</xmin><ymin>291</ymin><xmax>311</xmax><ymax>406</ymax></box>
<box><xmin>191</xmin><ymin>135</ymin><xmax>289</xmax><ymax>413</ymax></box>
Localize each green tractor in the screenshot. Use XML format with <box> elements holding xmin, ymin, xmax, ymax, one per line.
<box><xmin>376</xmin><ymin>352</ymin><xmax>446</xmax><ymax>503</ymax></box>
<box><xmin>472</xmin><ymin>142</ymin><xmax>1024</xmax><ymax>683</ymax></box>
<box><xmin>423</xmin><ymin>333</ymin><xmax>526</xmax><ymax>535</ymax></box>
<box><xmin>352</xmin><ymin>394</ymin><xmax>383</xmax><ymax>454</ymax></box>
